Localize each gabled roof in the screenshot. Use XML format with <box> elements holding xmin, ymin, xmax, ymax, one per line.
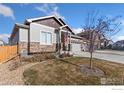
<box><xmin>25</xmin><ymin>15</ymin><xmax>75</xmax><ymax>35</ymax></box>
<box><xmin>26</xmin><ymin>15</ymin><xmax>64</xmax><ymax>25</ymax></box>
<box><xmin>0</xmin><ymin>39</ymin><xmax>5</xmax><ymax>45</ymax></box>
<box><xmin>10</xmin><ymin>23</ymin><xmax>29</xmax><ymax>40</ymax></box>
<box><xmin>71</xmin><ymin>35</ymin><xmax>89</xmax><ymax>42</ymax></box>
<box><xmin>15</xmin><ymin>23</ymin><xmax>29</xmax><ymax>29</ymax></box>
<box><xmin>115</xmin><ymin>40</ymin><xmax>124</xmax><ymax>44</ymax></box>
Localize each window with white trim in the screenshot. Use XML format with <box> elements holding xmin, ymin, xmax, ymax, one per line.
<box><xmin>41</xmin><ymin>32</ymin><xmax>52</xmax><ymax>45</ymax></box>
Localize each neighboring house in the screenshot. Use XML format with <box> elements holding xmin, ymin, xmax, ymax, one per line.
<box><xmin>77</xmin><ymin>31</ymin><xmax>101</xmax><ymax>50</ymax></box>
<box><xmin>0</xmin><ymin>39</ymin><xmax>5</xmax><ymax>46</ymax></box>
<box><xmin>77</xmin><ymin>31</ymin><xmax>110</xmax><ymax>50</ymax></box>
<box><xmin>112</xmin><ymin>40</ymin><xmax>124</xmax><ymax>50</ymax></box>
<box><xmin>9</xmin><ymin>15</ymin><xmax>87</xmax><ymax>55</ymax></box>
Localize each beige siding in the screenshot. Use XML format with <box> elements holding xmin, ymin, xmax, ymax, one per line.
<box><xmin>33</xmin><ymin>17</ymin><xmax>62</xmax><ymax>28</ymax></box>
<box><xmin>19</xmin><ymin>28</ymin><xmax>28</xmax><ymax>42</ymax></box>
<box><xmin>30</xmin><ymin>23</ymin><xmax>56</xmax><ymax>44</ymax></box>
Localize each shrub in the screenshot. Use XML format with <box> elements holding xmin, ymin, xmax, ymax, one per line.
<box><xmin>59</xmin><ymin>53</ymin><xmax>73</xmax><ymax>58</ymax></box>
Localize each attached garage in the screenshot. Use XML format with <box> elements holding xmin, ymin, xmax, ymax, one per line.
<box><xmin>70</xmin><ymin>35</ymin><xmax>88</xmax><ymax>54</ymax></box>
<box><xmin>71</xmin><ymin>43</ymin><xmax>82</xmax><ymax>54</ymax></box>
<box><xmin>70</xmin><ymin>35</ymin><xmax>83</xmax><ymax>54</ymax></box>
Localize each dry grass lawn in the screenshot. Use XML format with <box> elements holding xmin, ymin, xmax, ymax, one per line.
<box><xmin>23</xmin><ymin>57</ymin><xmax>124</xmax><ymax>85</ymax></box>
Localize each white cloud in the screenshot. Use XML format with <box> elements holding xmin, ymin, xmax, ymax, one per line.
<box><xmin>0</xmin><ymin>4</ymin><xmax>15</xmax><ymax>20</ymax></box>
<box><xmin>117</xmin><ymin>36</ymin><xmax>124</xmax><ymax>41</ymax></box>
<box><xmin>35</xmin><ymin>4</ymin><xmax>49</xmax><ymax>13</ymax></box>
<box><xmin>73</xmin><ymin>28</ymin><xmax>83</xmax><ymax>34</ymax></box>
<box><xmin>112</xmin><ymin>35</ymin><xmax>124</xmax><ymax>42</ymax></box>
<box><xmin>0</xmin><ymin>33</ymin><xmax>10</xmax><ymax>43</ymax></box>
<box><xmin>35</xmin><ymin>4</ymin><xmax>65</xmax><ymax>19</ymax></box>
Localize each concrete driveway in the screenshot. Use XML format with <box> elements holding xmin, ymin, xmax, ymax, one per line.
<box><xmin>74</xmin><ymin>50</ymin><xmax>124</xmax><ymax>64</ymax></box>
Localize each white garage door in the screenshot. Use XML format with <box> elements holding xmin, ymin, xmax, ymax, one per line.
<box><xmin>71</xmin><ymin>43</ymin><xmax>82</xmax><ymax>54</ymax></box>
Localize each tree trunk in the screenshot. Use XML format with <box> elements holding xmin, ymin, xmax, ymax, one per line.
<box><xmin>90</xmin><ymin>52</ymin><xmax>93</xmax><ymax>69</ymax></box>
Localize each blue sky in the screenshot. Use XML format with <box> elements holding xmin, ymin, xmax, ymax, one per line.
<box><xmin>0</xmin><ymin>3</ymin><xmax>124</xmax><ymax>42</ymax></box>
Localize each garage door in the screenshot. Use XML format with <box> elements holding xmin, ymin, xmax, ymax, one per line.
<box><xmin>71</xmin><ymin>43</ymin><xmax>82</xmax><ymax>54</ymax></box>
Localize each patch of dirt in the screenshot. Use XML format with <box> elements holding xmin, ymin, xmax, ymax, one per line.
<box><xmin>0</xmin><ymin>59</ymin><xmax>39</xmax><ymax>85</ymax></box>
<box><xmin>80</xmin><ymin>64</ymin><xmax>105</xmax><ymax>77</ymax></box>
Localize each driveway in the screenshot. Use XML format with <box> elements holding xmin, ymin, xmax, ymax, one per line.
<box><xmin>74</xmin><ymin>50</ymin><xmax>124</xmax><ymax>64</ymax></box>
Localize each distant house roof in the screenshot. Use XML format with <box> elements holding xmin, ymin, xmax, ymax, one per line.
<box><xmin>77</xmin><ymin>31</ymin><xmax>106</xmax><ymax>40</ymax></box>
<box><xmin>115</xmin><ymin>40</ymin><xmax>124</xmax><ymax>44</ymax></box>
<box><xmin>113</xmin><ymin>40</ymin><xmax>124</xmax><ymax>48</ymax></box>
<box><xmin>77</xmin><ymin>31</ymin><xmax>91</xmax><ymax>40</ymax></box>
<box><xmin>71</xmin><ymin>35</ymin><xmax>89</xmax><ymax>42</ymax></box>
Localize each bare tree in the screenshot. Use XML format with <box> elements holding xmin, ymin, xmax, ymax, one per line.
<box><xmin>83</xmin><ymin>11</ymin><xmax>121</xmax><ymax>69</ymax></box>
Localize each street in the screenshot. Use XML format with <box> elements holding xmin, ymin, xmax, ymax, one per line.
<box><xmin>74</xmin><ymin>50</ymin><xmax>124</xmax><ymax>64</ymax></box>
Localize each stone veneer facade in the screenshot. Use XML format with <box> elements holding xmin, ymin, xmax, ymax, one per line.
<box><xmin>19</xmin><ymin>42</ymin><xmax>56</xmax><ymax>55</ymax></box>
<box><xmin>29</xmin><ymin>42</ymin><xmax>56</xmax><ymax>53</ymax></box>
<box><xmin>19</xmin><ymin>42</ymin><xmax>28</xmax><ymax>54</ymax></box>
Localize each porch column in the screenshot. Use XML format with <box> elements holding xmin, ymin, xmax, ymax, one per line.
<box><xmin>69</xmin><ymin>33</ymin><xmax>71</xmax><ymax>53</ymax></box>
<box><xmin>69</xmin><ymin>33</ymin><xmax>71</xmax><ymax>45</ymax></box>
<box><xmin>58</xmin><ymin>29</ymin><xmax>61</xmax><ymax>55</ymax></box>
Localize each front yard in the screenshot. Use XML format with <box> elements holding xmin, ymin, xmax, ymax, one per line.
<box><xmin>23</xmin><ymin>57</ymin><xmax>124</xmax><ymax>85</ymax></box>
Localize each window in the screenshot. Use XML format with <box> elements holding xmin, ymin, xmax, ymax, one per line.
<box><xmin>47</xmin><ymin>33</ymin><xmax>52</xmax><ymax>44</ymax></box>
<box><xmin>41</xmin><ymin>32</ymin><xmax>52</xmax><ymax>45</ymax></box>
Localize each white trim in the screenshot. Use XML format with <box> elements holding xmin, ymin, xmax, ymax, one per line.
<box><xmin>26</xmin><ymin>15</ymin><xmax>64</xmax><ymax>25</ymax></box>
<box><xmin>15</xmin><ymin>23</ymin><xmax>29</xmax><ymax>29</ymax></box>
<box><xmin>27</xmin><ymin>15</ymin><xmax>55</xmax><ymax>22</ymax></box>
<box><xmin>60</xmin><ymin>30</ymin><xmax>71</xmax><ymax>33</ymax></box>
<box><xmin>40</xmin><ymin>31</ymin><xmax>53</xmax><ymax>45</ymax></box>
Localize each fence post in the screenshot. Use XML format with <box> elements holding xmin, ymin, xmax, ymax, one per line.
<box><xmin>17</xmin><ymin>42</ymin><xmax>21</xmax><ymax>62</ymax></box>
<box><xmin>17</xmin><ymin>42</ymin><xmax>19</xmax><ymax>54</ymax></box>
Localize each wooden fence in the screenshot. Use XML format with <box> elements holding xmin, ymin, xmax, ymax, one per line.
<box><xmin>0</xmin><ymin>45</ymin><xmax>18</xmax><ymax>63</ymax></box>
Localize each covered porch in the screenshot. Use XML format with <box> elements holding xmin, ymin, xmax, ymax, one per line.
<box><xmin>56</xmin><ymin>29</ymin><xmax>72</xmax><ymax>54</ymax></box>
<box><xmin>55</xmin><ymin>29</ymin><xmax>88</xmax><ymax>55</ymax></box>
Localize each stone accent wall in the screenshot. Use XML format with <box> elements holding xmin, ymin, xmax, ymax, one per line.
<box><xmin>29</xmin><ymin>42</ymin><xmax>56</xmax><ymax>53</ymax></box>
<box><xmin>19</xmin><ymin>42</ymin><xmax>28</xmax><ymax>54</ymax></box>
<box><xmin>18</xmin><ymin>42</ymin><xmax>56</xmax><ymax>54</ymax></box>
